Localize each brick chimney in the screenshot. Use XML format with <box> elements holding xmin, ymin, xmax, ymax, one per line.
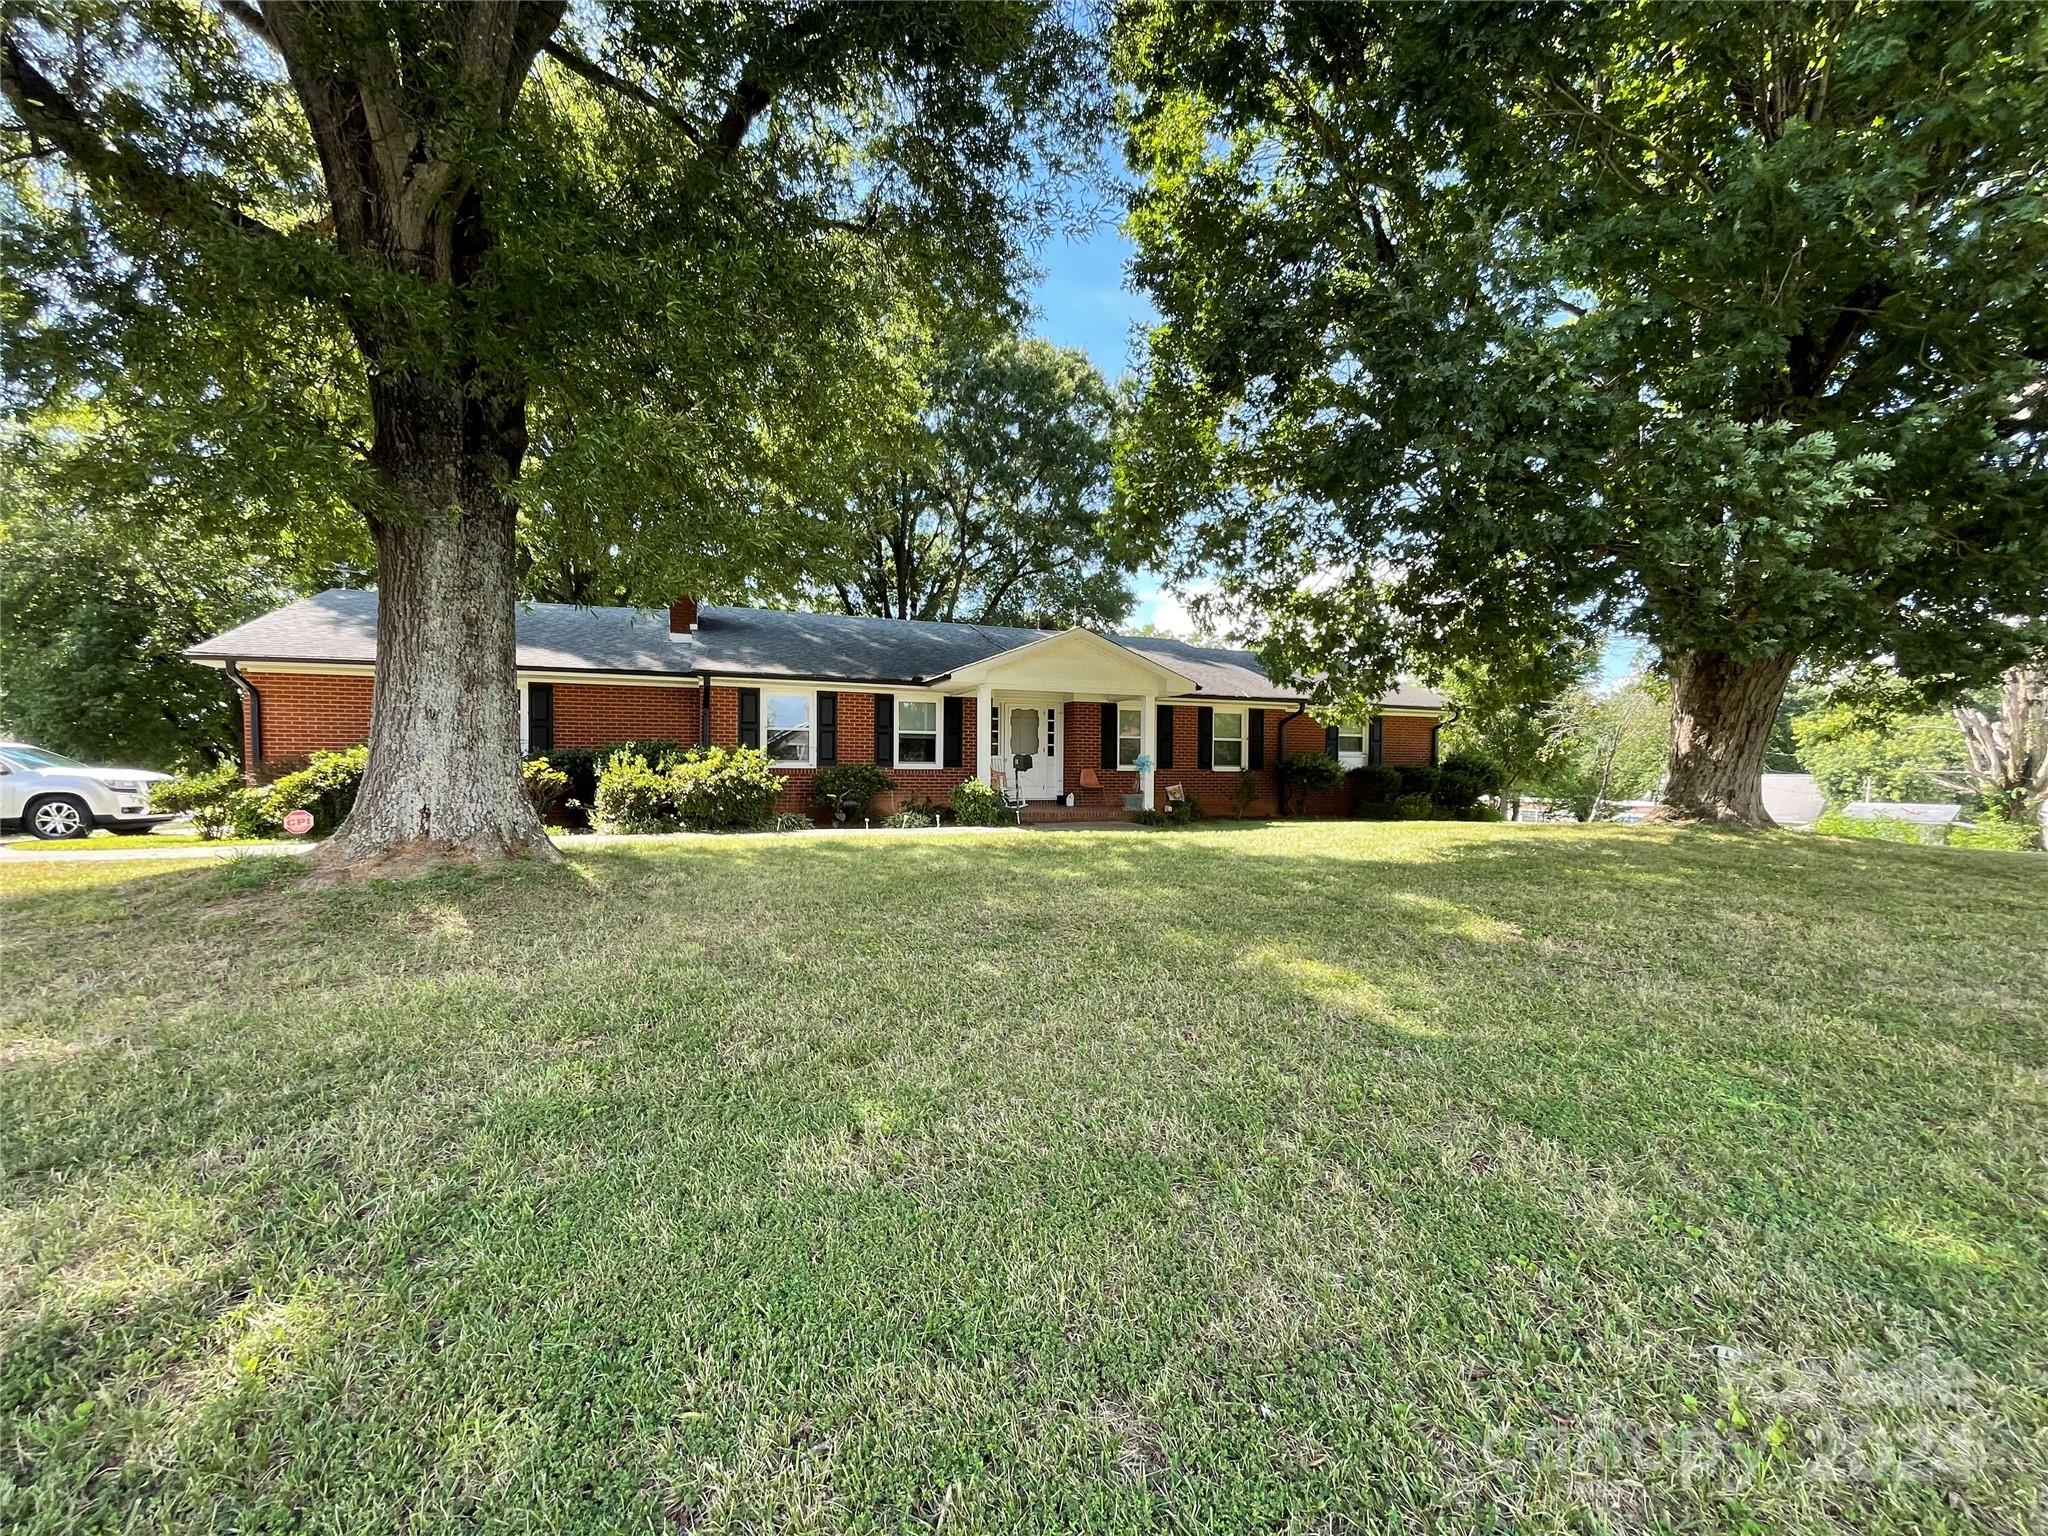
<box><xmin>669</xmin><ymin>597</ymin><xmax>699</xmax><ymax>636</ymax></box>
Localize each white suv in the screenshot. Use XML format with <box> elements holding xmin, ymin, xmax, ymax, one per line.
<box><xmin>0</xmin><ymin>743</ymin><xmax>175</xmax><ymax>840</ymax></box>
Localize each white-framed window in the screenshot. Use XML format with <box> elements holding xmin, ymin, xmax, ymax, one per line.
<box><xmin>1336</xmin><ymin>724</ymin><xmax>1366</xmax><ymax>767</ymax></box>
<box><xmin>896</xmin><ymin>695</ymin><xmax>940</xmax><ymax>765</ymax></box>
<box><xmin>763</xmin><ymin>690</ymin><xmax>813</xmax><ymax>765</ymax></box>
<box><xmin>1117</xmin><ymin>705</ymin><xmax>1144</xmax><ymax>770</ymax></box>
<box><xmin>1212</xmin><ymin>709</ymin><xmax>1245</xmax><ymax>770</ymax></box>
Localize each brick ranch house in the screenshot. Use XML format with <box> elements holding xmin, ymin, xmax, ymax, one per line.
<box><xmin>188</xmin><ymin>590</ymin><xmax>1446</xmax><ymax>821</ymax></box>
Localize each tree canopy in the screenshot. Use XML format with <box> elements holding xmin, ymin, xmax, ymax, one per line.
<box><xmin>1114</xmin><ymin>0</ymin><xmax>2048</xmax><ymax>824</ymax></box>
<box><xmin>0</xmin><ymin>405</ymin><xmax>369</xmax><ymax>768</ymax></box>
<box><xmin>821</xmin><ymin>314</ymin><xmax>1130</xmax><ymax>629</ymax></box>
<box><xmin>3</xmin><ymin>0</ymin><xmax>1098</xmax><ymax>869</ymax></box>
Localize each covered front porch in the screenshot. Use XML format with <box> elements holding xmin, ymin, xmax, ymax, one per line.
<box><xmin>938</xmin><ymin>628</ymin><xmax>1198</xmax><ymax>812</ymax></box>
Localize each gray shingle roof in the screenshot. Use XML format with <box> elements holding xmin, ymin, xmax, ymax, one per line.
<box><xmin>188</xmin><ymin>589</ymin><xmax>1445</xmax><ymax>708</ymax></box>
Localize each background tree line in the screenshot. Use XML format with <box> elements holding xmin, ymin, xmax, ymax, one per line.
<box><xmin>1</xmin><ymin>306</ymin><xmax>1125</xmax><ymax>770</ymax></box>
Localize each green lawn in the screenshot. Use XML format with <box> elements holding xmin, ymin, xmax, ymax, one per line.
<box><xmin>2</xmin><ymin>823</ymin><xmax>2043</xmax><ymax>1534</ymax></box>
<box><xmin>0</xmin><ymin>833</ymin><xmax>294</xmax><ymax>852</ymax></box>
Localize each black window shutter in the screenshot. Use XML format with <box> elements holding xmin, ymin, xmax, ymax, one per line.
<box><xmin>1369</xmin><ymin>717</ymin><xmax>1383</xmax><ymax>766</ymax></box>
<box><xmin>1250</xmin><ymin>708</ymin><xmax>1268</xmax><ymax>770</ymax></box>
<box><xmin>1100</xmin><ymin>701</ymin><xmax>1117</xmax><ymax>770</ymax></box>
<box><xmin>527</xmin><ymin>683</ymin><xmax>554</xmax><ymax>753</ymax></box>
<box><xmin>1431</xmin><ymin>723</ymin><xmax>1442</xmax><ymax>767</ymax></box>
<box><xmin>873</xmin><ymin>692</ymin><xmax>894</xmax><ymax>766</ymax></box>
<box><xmin>1156</xmin><ymin>705</ymin><xmax>1174</xmax><ymax>768</ymax></box>
<box><xmin>737</xmin><ymin>687</ymin><xmax>760</xmax><ymax>749</ymax></box>
<box><xmin>1325</xmin><ymin>723</ymin><xmax>1340</xmax><ymax>757</ymax></box>
<box><xmin>1196</xmin><ymin>707</ymin><xmax>1214</xmax><ymax>770</ymax></box>
<box><xmin>943</xmin><ymin>696</ymin><xmax>964</xmax><ymax>768</ymax></box>
<box><xmin>816</xmin><ymin>691</ymin><xmax>838</xmax><ymax>765</ymax></box>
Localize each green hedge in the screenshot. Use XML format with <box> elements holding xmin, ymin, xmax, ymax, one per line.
<box><xmin>814</xmin><ymin>763</ymin><xmax>895</xmax><ymax>822</ymax></box>
<box><xmin>544</xmin><ymin>741</ymin><xmax>683</xmax><ymax>821</ymax></box>
<box><xmin>951</xmin><ymin>779</ymin><xmax>1010</xmax><ymax>826</ymax></box>
<box><xmin>593</xmin><ymin>747</ymin><xmax>785</xmax><ymax>834</ymax></box>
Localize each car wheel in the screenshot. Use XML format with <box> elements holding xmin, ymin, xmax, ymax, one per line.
<box><xmin>25</xmin><ymin>795</ymin><xmax>92</xmax><ymax>840</ymax></box>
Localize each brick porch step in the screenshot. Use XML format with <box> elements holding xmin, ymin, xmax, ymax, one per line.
<box><xmin>1016</xmin><ymin>803</ymin><xmax>1139</xmax><ymax>825</ymax></box>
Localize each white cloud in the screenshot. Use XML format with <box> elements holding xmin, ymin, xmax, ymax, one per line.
<box><xmin>1131</xmin><ymin>580</ymin><xmax>1216</xmax><ymax>638</ymax></box>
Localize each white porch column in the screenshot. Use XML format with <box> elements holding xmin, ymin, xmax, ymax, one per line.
<box><xmin>1139</xmin><ymin>693</ymin><xmax>1156</xmax><ymax>808</ymax></box>
<box><xmin>976</xmin><ymin>685</ymin><xmax>994</xmax><ymax>786</ymax></box>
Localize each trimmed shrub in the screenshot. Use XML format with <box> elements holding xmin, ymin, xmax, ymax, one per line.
<box><xmin>1457</xmin><ymin>804</ymin><xmax>1507</xmax><ymax>822</ymax></box>
<box><xmin>772</xmin><ymin>812</ymin><xmax>816</xmax><ymax>833</ymax></box>
<box><xmin>1279</xmin><ymin>751</ymin><xmax>1343</xmax><ymax>815</ymax></box>
<box><xmin>261</xmin><ymin>745</ymin><xmax>367</xmax><ymax>835</ymax></box>
<box><xmin>541</xmin><ymin>747</ymin><xmax>603</xmax><ymax>817</ymax></box>
<box><xmin>593</xmin><ymin>753</ymin><xmax>681</xmax><ymax>833</ymax></box>
<box><xmin>1349</xmin><ymin>763</ymin><xmax>1402</xmax><ymax>805</ymax></box>
<box><xmin>1396</xmin><ymin>763</ymin><xmax>1441</xmax><ymax>802</ymax></box>
<box><xmin>150</xmin><ymin>761</ymin><xmax>267</xmax><ymax>839</ymax></box>
<box><xmin>882</xmin><ymin>810</ymin><xmax>934</xmax><ymax>829</ymax></box>
<box><xmin>951</xmin><ymin>779</ymin><xmax>1010</xmax><ymax>826</ymax></box>
<box><xmin>545</xmin><ymin>741</ymin><xmax>687</xmax><ymax>825</ymax></box>
<box><xmin>1436</xmin><ymin>752</ymin><xmax>1506</xmax><ymax>812</ymax></box>
<box><xmin>670</xmin><ymin>746</ymin><xmax>784</xmax><ymax>832</ymax></box>
<box><xmin>522</xmin><ymin>757</ymin><xmax>570</xmax><ymax>820</ymax></box>
<box><xmin>1353</xmin><ymin>801</ymin><xmax>1399</xmax><ymax>821</ymax></box>
<box><xmin>613</xmin><ymin>738</ymin><xmax>685</xmax><ymax>767</ymax></box>
<box><xmin>594</xmin><ymin>747</ymin><xmax>785</xmax><ymax>834</ymax></box>
<box><xmin>814</xmin><ymin>763</ymin><xmax>895</xmax><ymax>823</ymax></box>
<box><xmin>1393</xmin><ymin>792</ymin><xmax>1437</xmax><ymax>820</ymax></box>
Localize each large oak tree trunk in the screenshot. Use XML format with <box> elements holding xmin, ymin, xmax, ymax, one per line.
<box><xmin>308</xmin><ymin>374</ymin><xmax>556</xmax><ymax>877</ymax></box>
<box><xmin>1655</xmin><ymin>651</ymin><xmax>1797</xmax><ymax>827</ymax></box>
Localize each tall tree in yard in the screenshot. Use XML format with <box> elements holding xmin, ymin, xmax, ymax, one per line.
<box><xmin>2</xmin><ymin>1</ymin><xmax>1092</xmax><ymax>873</ymax></box>
<box><xmin>1114</xmin><ymin>1</ymin><xmax>2048</xmax><ymax>824</ymax></box>
<box><xmin>825</xmin><ymin>316</ymin><xmax>1130</xmax><ymax>630</ymax></box>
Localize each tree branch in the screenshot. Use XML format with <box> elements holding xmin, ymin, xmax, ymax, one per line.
<box><xmin>217</xmin><ymin>0</ymin><xmax>269</xmax><ymax>41</ymax></box>
<box><xmin>1</xmin><ymin>31</ymin><xmax>287</xmax><ymax>244</ymax></box>
<box><xmin>709</xmin><ymin>77</ymin><xmax>770</xmax><ymax>161</ymax></box>
<box><xmin>1789</xmin><ymin>279</ymin><xmax>1889</xmax><ymax>398</ymax></box>
<box><xmin>540</xmin><ymin>38</ymin><xmax>703</xmax><ymax>146</ymax></box>
<box><xmin>702</xmin><ymin>9</ymin><xmax>837</xmax><ymax>166</ymax></box>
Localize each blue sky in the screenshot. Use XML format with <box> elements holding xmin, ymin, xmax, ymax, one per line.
<box><xmin>1025</xmin><ymin>221</ymin><xmax>1646</xmax><ymax>687</ymax></box>
<box><xmin>1026</xmin><ymin>219</ymin><xmax>1188</xmax><ymax>628</ymax></box>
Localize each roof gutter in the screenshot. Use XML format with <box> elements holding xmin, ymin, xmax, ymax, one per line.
<box><xmin>222</xmin><ymin>661</ymin><xmax>261</xmax><ymax>778</ymax></box>
<box><xmin>1274</xmin><ymin>700</ymin><xmax>1308</xmax><ymax>818</ymax></box>
<box><xmin>1431</xmin><ymin>701</ymin><xmax>1461</xmax><ymax>767</ymax></box>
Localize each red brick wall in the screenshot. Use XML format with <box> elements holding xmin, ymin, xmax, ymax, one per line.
<box><xmin>245</xmin><ymin>671</ymin><xmax>373</xmax><ymax>774</ymax></box>
<box><xmin>243</xmin><ymin>672</ymin><xmax>704</xmax><ymax>774</ymax></box>
<box><xmin>706</xmin><ymin>685</ymin><xmax>977</xmax><ymax>817</ymax></box>
<box><xmin>1152</xmin><ymin>705</ymin><xmax>1441</xmax><ymax>815</ymax></box>
<box><xmin>1155</xmin><ymin>704</ymin><xmax>1285</xmax><ymax>815</ymax></box>
<box><xmin>1380</xmin><ymin>714</ymin><xmax>1437</xmax><ymax>767</ymax></box>
<box><xmin>237</xmin><ymin>670</ymin><xmax>1440</xmax><ymax>819</ymax></box>
<box><xmin>550</xmin><ymin>682</ymin><xmax>698</xmax><ymax>749</ymax></box>
<box><xmin>1061</xmin><ymin>702</ymin><xmax>1142</xmax><ymax>807</ymax></box>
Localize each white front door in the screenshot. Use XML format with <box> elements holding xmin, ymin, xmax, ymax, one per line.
<box><xmin>1002</xmin><ymin>701</ymin><xmax>1064</xmax><ymax>801</ymax></box>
